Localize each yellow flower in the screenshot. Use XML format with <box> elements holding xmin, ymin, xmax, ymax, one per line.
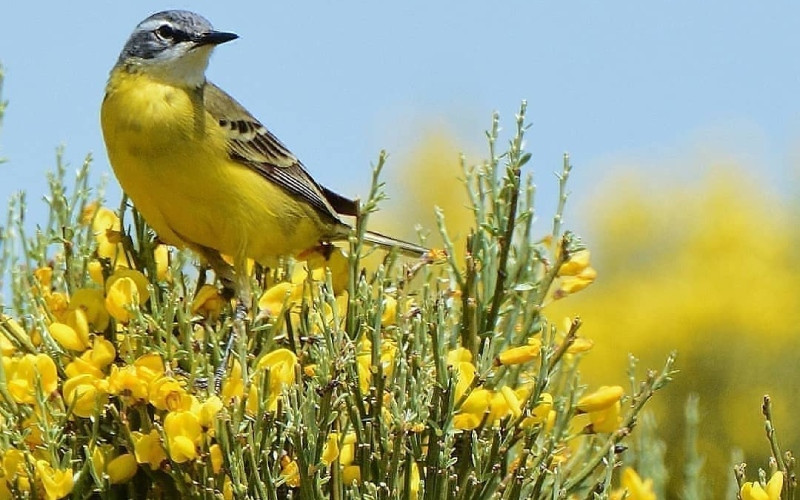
<box><xmin>221</xmin><ymin>360</ymin><xmax>244</xmax><ymax>402</ymax></box>
<box><xmin>497</xmin><ymin>344</ymin><xmax>541</xmax><ymax>365</ymax></box>
<box><xmin>80</xmin><ymin>201</ymin><xmax>99</xmax><ymax>225</ymax></box>
<box><xmin>209</xmin><ymin>444</ymin><xmax>223</xmax><ymax>474</ymax></box>
<box><xmin>452</xmin><ymin>413</ymin><xmax>482</xmax><ymax>430</ymax></box>
<box><xmin>0</xmin><ymin>334</ymin><xmax>15</xmax><ymax>357</ymax></box>
<box><xmin>522</xmin><ymin>393</ymin><xmax>553</xmax><ymax>428</ymax></box>
<box><xmin>69</xmin><ymin>288</ymin><xmax>110</xmax><ymax>332</ymax></box>
<box><xmin>570</xmin><ymin>387</ymin><xmax>623</xmax><ymax>435</ymax></box>
<box><xmin>45</xmin><ymin>292</ymin><xmax>69</xmax><ymax>320</ymax></box>
<box><xmin>107</xmin><ymin>453</ymin><xmax>137</xmax><ymax>484</ymax></box>
<box><xmin>64</xmin><ymin>307</ymin><xmax>91</xmax><ymax>342</ymax></box>
<box><xmin>92</xmin><ymin>447</ymin><xmax>137</xmax><ymax>485</ymax></box>
<box><xmin>223</xmin><ymin>476</ymin><xmax>234</xmax><ymax>500</ymax></box>
<box><xmin>446</xmin><ymin>347</ymin><xmax>472</xmax><ymax>365</ymax></box>
<box><xmin>87</xmin><ymin>260</ymin><xmax>105</xmax><ymax>285</ymax></box>
<box><xmin>588</xmin><ymin>401</ymin><xmax>621</xmax><ymax>434</ymax></box>
<box><xmin>258</xmin><ymin>347</ymin><xmax>296</xmax><ymax>375</ymax></box>
<box><xmin>258</xmin><ymin>250</ymin><xmax>350</xmax><ymax>316</ymax></box>
<box><xmin>85</xmin><ymin>337</ymin><xmax>116</xmax><ymax>369</ymax></box>
<box><xmin>257</xmin><ymin>282</ymin><xmax>296</xmax><ymax>316</ymax></box>
<box><xmin>255</xmin><ymin>349</ymin><xmax>298</xmax><ymax>411</ymax></box>
<box><xmin>460</xmin><ymin>388</ymin><xmax>491</xmax><ymax>415</ymax></box>
<box><xmin>453</xmin><ymin>387</ymin><xmax>495</xmax><ymax>430</ymax></box>
<box><xmin>33</xmin><ymin>266</ymin><xmax>54</xmax><ymax>290</ymax></box>
<box><xmin>338</xmin><ymin>433</ymin><xmax>357</xmax><ymax>465</ymax></box>
<box><xmin>558</xmin><ymin>249</ymin><xmax>591</xmax><ymax>276</ymax></box>
<box><xmin>766</xmin><ymin>472</ymin><xmax>785</xmax><ymax>499</ymax></box>
<box><xmin>154</xmin><ymin>244</ymin><xmax>170</xmax><ymax>281</ymax></box>
<box><xmin>105</xmin><ymin>270</ymin><xmax>150</xmax><ymax>323</ymax></box>
<box><xmin>554</xmin><ymin>267</ymin><xmax>597</xmax><ymax>299</ymax></box>
<box><xmin>245</xmin><ymin>383</ymin><xmax>260</xmax><ymax>416</ymax></box>
<box><xmin>91</xmin><ymin>446</ymin><xmax>105</xmax><ymax>480</ymax></box>
<box><xmin>107</xmin><ymin>365</ymin><xmax>148</xmax><ymax>401</ymax></box>
<box><xmin>63</xmin><ymin>373</ymin><xmax>108</xmax><ymax>418</ymax></box>
<box><xmin>65</xmin><ymin>356</ymin><xmax>103</xmax><ymax>381</ymax></box>
<box><xmin>131</xmin><ymin>430</ymin><xmax>167</xmax><ymax>470</ymax></box>
<box><xmin>567</xmin><ymin>337</ymin><xmax>594</xmax><ymax>354</ymax></box>
<box><xmin>355</xmin><ymin>339</ymin><xmax>397</xmax><ymax>395</ymax></box>
<box><xmin>545</xmin><ymin>410</ymin><xmax>557</xmax><ymax>431</ymax></box>
<box><xmin>198</xmin><ymin>394</ymin><xmax>223</xmax><ymax>426</ymax></box>
<box><xmin>49</xmin><ymin>321</ymin><xmax>89</xmax><ymax>352</ymax></box>
<box><xmin>3</xmin><ymin>448</ymin><xmax>25</xmax><ymax>474</ymax></box>
<box><xmin>93</xmin><ymin>207</ymin><xmax>125</xmax><ymax>264</ymax></box>
<box><xmin>191</xmin><ymin>285</ymin><xmax>226</xmax><ymax>321</ymax></box>
<box><xmin>454</xmin><ymin>361</ymin><xmax>476</xmax><ymax>402</ymax></box>
<box><xmin>2</xmin><ymin>449</ymin><xmax>31</xmax><ymax>492</ymax></box>
<box><xmin>381</xmin><ymin>296</ymin><xmax>398</xmax><ymax>326</ymax></box>
<box><xmin>499</xmin><ymin>386</ymin><xmax>522</xmax><ymax>418</ymax></box>
<box><xmin>577</xmin><ymin>385</ymin><xmax>624</xmax><ymax>413</ymax></box>
<box><xmin>456</xmin><ymin>387</ymin><xmax>532</xmax><ymax>428</ymax></box>
<box><xmin>133</xmin><ymin>353</ymin><xmax>166</xmax><ymax>381</ymax></box>
<box><xmin>356</xmin><ymin>357</ymin><xmax>371</xmax><ymax>394</ymax></box>
<box><xmin>148</xmin><ymin>376</ymin><xmax>192</xmax><ymax>411</ymax></box>
<box><xmin>107</xmin><ymin>353</ymin><xmax>165</xmax><ymax>402</ymax></box>
<box><xmin>164</xmin><ymin>410</ymin><xmax>203</xmax><ymax>463</ymax></box>
<box><xmin>0</xmin><ymin>481</ymin><xmax>11</xmax><ymax>500</ymax></box>
<box><xmin>321</xmin><ymin>433</ymin><xmax>340</xmax><ymax>465</ymax></box>
<box><xmin>108</xmin><ymin>268</ymin><xmax>150</xmax><ymax>299</ymax></box>
<box><xmin>740</xmin><ymin>471</ymin><xmax>783</xmax><ymax>500</ymax></box>
<box><xmin>280</xmin><ymin>457</ymin><xmax>300</xmax><ymax>488</ymax></box>
<box><xmin>341</xmin><ymin>465</ymin><xmax>361</xmax><ymax>484</ymax></box>
<box><xmin>64</xmin><ymin>356</ymin><xmax>104</xmax><ymax>378</ymax></box>
<box><xmin>487</xmin><ymin>390</ymin><xmax>512</xmax><ymax>423</ymax></box>
<box><xmin>35</xmin><ymin>460</ymin><xmax>73</xmax><ymax>500</ymax></box>
<box><xmin>610</xmin><ymin>467</ymin><xmax>656</xmax><ymax>500</ymax></box>
<box><xmin>0</xmin><ymin>316</ymin><xmax>24</xmax><ymax>355</ymax></box>
<box><xmin>3</xmin><ymin>354</ymin><xmax>58</xmax><ymax>404</ymax></box>
<box><xmin>409</xmin><ymin>462</ymin><xmax>421</xmax><ymax>500</ymax></box>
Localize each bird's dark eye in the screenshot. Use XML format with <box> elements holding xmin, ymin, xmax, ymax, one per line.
<box><xmin>155</xmin><ymin>25</ymin><xmax>175</xmax><ymax>40</ymax></box>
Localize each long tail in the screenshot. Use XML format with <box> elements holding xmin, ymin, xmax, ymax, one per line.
<box><xmin>362</xmin><ymin>230</ymin><xmax>429</xmax><ymax>257</ymax></box>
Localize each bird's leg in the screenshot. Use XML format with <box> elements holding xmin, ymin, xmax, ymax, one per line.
<box><xmin>191</xmin><ymin>245</ymin><xmax>249</xmax><ymax>392</ymax></box>
<box><xmin>213</xmin><ymin>253</ymin><xmax>252</xmax><ymax>393</ymax></box>
<box><xmin>215</xmin><ymin>289</ymin><xmax>249</xmax><ymax>389</ymax></box>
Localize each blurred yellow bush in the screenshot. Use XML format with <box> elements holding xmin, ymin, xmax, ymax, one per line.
<box><xmin>384</xmin><ymin>130</ymin><xmax>473</xmax><ymax>257</ymax></box>
<box><xmin>394</xmin><ymin>134</ymin><xmax>800</xmax><ymax>495</ymax></box>
<box><xmin>552</xmin><ymin>166</ymin><xmax>800</xmax><ymax>493</ymax></box>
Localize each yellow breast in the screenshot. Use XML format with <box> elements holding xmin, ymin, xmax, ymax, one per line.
<box><xmin>101</xmin><ymin>69</ymin><xmax>327</xmax><ymax>264</ymax></box>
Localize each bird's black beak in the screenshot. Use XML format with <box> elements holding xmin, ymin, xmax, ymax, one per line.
<box><xmin>195</xmin><ymin>30</ymin><xmax>239</xmax><ymax>46</ymax></box>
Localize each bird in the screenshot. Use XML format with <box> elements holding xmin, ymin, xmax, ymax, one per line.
<box><xmin>101</xmin><ymin>10</ymin><xmax>428</xmax><ymax>305</ymax></box>
<box><xmin>101</xmin><ymin>10</ymin><xmax>430</xmax><ymax>387</ymax></box>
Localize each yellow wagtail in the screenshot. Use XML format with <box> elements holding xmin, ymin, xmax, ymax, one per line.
<box><xmin>101</xmin><ymin>10</ymin><xmax>427</xmax><ymax>304</ymax></box>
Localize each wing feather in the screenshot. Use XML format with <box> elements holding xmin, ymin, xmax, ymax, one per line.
<box><xmin>203</xmin><ymin>82</ymin><xmax>348</xmax><ymax>223</ymax></box>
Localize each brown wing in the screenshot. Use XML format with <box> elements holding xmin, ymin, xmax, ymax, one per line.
<box><xmin>203</xmin><ymin>82</ymin><xmax>351</xmax><ymax>223</ymax></box>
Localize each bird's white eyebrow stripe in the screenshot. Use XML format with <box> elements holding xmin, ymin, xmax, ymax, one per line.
<box><xmin>137</xmin><ymin>19</ymin><xmax>172</xmax><ymax>31</ymax></box>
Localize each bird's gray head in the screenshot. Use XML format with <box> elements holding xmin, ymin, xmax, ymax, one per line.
<box><xmin>116</xmin><ymin>10</ymin><xmax>237</xmax><ymax>87</ymax></box>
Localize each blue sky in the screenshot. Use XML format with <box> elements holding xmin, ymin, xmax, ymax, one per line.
<box><xmin>1</xmin><ymin>2</ymin><xmax>799</xmax><ymax>231</ymax></box>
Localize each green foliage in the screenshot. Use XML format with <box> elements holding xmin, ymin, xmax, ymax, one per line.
<box><xmin>0</xmin><ymin>93</ymin><xmax>683</xmax><ymax>499</ymax></box>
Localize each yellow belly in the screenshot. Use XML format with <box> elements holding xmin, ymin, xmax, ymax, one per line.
<box><xmin>100</xmin><ymin>70</ymin><xmax>326</xmax><ymax>264</ymax></box>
